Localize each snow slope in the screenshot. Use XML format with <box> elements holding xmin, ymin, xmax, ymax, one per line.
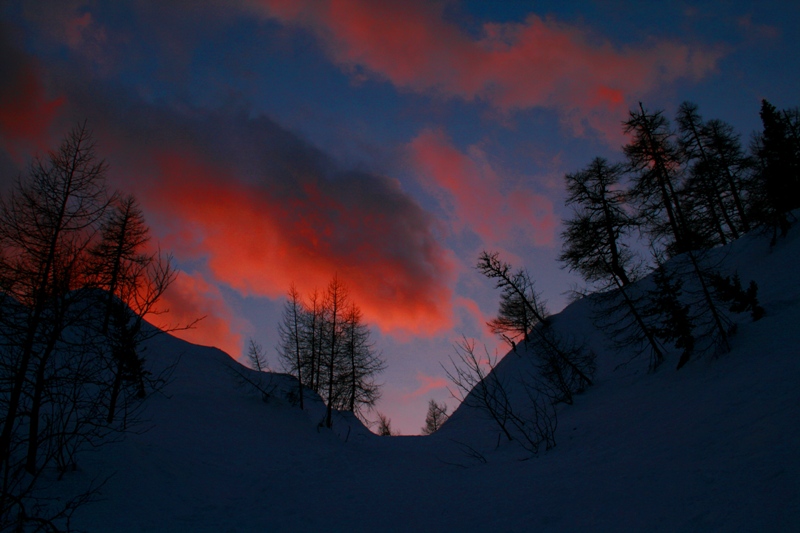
<box><xmin>71</xmin><ymin>226</ymin><xmax>800</xmax><ymax>532</ymax></box>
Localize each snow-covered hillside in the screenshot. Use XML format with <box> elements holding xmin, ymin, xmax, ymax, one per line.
<box><xmin>71</xmin><ymin>226</ymin><xmax>800</xmax><ymax>532</ymax></box>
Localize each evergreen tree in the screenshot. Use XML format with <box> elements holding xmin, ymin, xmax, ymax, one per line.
<box><xmin>751</xmin><ymin>99</ymin><xmax>800</xmax><ymax>241</ymax></box>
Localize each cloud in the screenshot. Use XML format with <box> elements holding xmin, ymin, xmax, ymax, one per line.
<box><xmin>249</xmin><ymin>0</ymin><xmax>724</xmax><ymax>137</ymax></box>
<box><xmin>0</xmin><ymin>14</ymin><xmax>458</xmax><ymax>340</ymax></box>
<box><xmin>151</xmin><ymin>270</ymin><xmax>245</xmax><ymax>358</ymax></box>
<box><xmin>140</xmin><ymin>144</ymin><xmax>455</xmax><ymax>336</ymax></box>
<box><xmin>408</xmin><ymin>128</ymin><xmax>556</xmax><ymax>248</ymax></box>
<box><xmin>402</xmin><ymin>371</ymin><xmax>449</xmax><ymax>401</ymax></box>
<box><xmin>0</xmin><ymin>27</ymin><xmax>65</xmax><ymax>159</ymax></box>
<box><xmin>68</xmin><ymin>99</ymin><xmax>458</xmax><ymax>338</ymax></box>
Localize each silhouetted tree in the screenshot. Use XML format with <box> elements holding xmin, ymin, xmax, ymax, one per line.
<box><xmin>93</xmin><ymin>195</ymin><xmax>177</xmax><ymax>425</ymax></box>
<box><xmin>443</xmin><ymin>337</ymin><xmax>558</xmax><ymax>456</ymax></box>
<box><xmin>0</xmin><ymin>122</ymin><xmax>110</xmax><ymax>478</ymax></box>
<box><xmin>247</xmin><ymin>338</ymin><xmax>269</xmax><ymax>372</ymax></box>
<box><xmin>92</xmin><ymin>195</ymin><xmax>150</xmax><ymax>334</ymax></box>
<box><xmin>421</xmin><ymin>399</ymin><xmax>449</xmax><ymax>435</ymax></box>
<box><xmin>677</xmin><ymin>102</ymin><xmax>741</xmax><ymax>245</ymax></box>
<box><xmin>0</xmin><ymin>123</ymin><xmax>179</xmax><ymax>530</ymax></box>
<box><xmin>751</xmin><ymin>99</ymin><xmax>800</xmax><ymax>241</ymax></box>
<box><xmin>375</xmin><ymin>412</ymin><xmax>395</xmax><ymax>436</ymax></box>
<box><xmin>624</xmin><ymin>103</ymin><xmax>692</xmax><ymax>255</ymax></box>
<box><xmin>277</xmin><ymin>277</ymin><xmax>384</xmax><ymax>427</ymax></box>
<box><xmin>341</xmin><ymin>302</ymin><xmax>384</xmax><ymax>416</ymax></box>
<box><xmin>560</xmin><ymin>157</ymin><xmax>636</xmax><ymax>287</ymax></box>
<box><xmin>277</xmin><ymin>284</ymin><xmax>306</xmax><ymax>409</ymax></box>
<box><xmin>478</xmin><ymin>251</ymin><xmax>594</xmax><ymax>404</ymax></box>
<box><xmin>646</xmin><ymin>264</ymin><xmax>696</xmax><ymax>369</ymax></box>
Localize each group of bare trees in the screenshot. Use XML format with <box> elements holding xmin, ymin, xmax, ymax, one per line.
<box><xmin>276</xmin><ymin>277</ymin><xmax>385</xmax><ymax>428</ymax></box>
<box><xmin>443</xmin><ymin>99</ymin><xmax>792</xmax><ymax>456</ymax></box>
<box><xmin>0</xmin><ymin>124</ymin><xmax>176</xmax><ymax>530</ymax></box>
<box><xmin>443</xmin><ymin>252</ymin><xmax>595</xmax><ymax>456</ymax></box>
<box><xmin>559</xmin><ymin>100</ymin><xmax>780</xmax><ymax>371</ymax></box>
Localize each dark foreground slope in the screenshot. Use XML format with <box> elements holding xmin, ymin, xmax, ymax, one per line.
<box><xmin>73</xmin><ymin>228</ymin><xmax>799</xmax><ymax>532</ymax></box>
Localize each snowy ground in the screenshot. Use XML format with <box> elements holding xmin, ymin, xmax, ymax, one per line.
<box><xmin>71</xmin><ymin>227</ymin><xmax>799</xmax><ymax>532</ymax></box>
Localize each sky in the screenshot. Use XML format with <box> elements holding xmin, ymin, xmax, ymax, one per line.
<box><xmin>1</xmin><ymin>0</ymin><xmax>798</xmax><ymax>435</ymax></box>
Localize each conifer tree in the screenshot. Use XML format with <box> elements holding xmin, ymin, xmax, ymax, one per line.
<box><xmin>341</xmin><ymin>302</ymin><xmax>384</xmax><ymax>415</ymax></box>
<box><xmin>421</xmin><ymin>399</ymin><xmax>449</xmax><ymax>435</ymax></box>
<box><xmin>93</xmin><ymin>195</ymin><xmax>150</xmax><ymax>334</ymax></box>
<box><xmin>624</xmin><ymin>103</ymin><xmax>691</xmax><ymax>255</ymax></box>
<box><xmin>0</xmin><ymin>123</ymin><xmax>110</xmax><ymax>475</ymax></box>
<box><xmin>560</xmin><ymin>157</ymin><xmax>635</xmax><ymax>287</ymax></box>
<box><xmin>247</xmin><ymin>338</ymin><xmax>269</xmax><ymax>372</ymax></box>
<box><xmin>751</xmin><ymin>99</ymin><xmax>800</xmax><ymax>241</ymax></box>
<box><xmin>277</xmin><ymin>284</ymin><xmax>306</xmax><ymax>409</ymax></box>
<box><xmin>478</xmin><ymin>251</ymin><xmax>594</xmax><ymax>403</ymax></box>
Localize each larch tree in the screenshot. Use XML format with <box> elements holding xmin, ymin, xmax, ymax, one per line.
<box><xmin>624</xmin><ymin>103</ymin><xmax>691</xmax><ymax>256</ymax></box>
<box><xmin>421</xmin><ymin>399</ymin><xmax>448</xmax><ymax>435</ymax></box>
<box><xmin>277</xmin><ymin>284</ymin><xmax>306</xmax><ymax>409</ymax></box>
<box><xmin>0</xmin><ymin>123</ymin><xmax>179</xmax><ymax>530</ymax></box>
<box><xmin>560</xmin><ymin>157</ymin><xmax>635</xmax><ymax>287</ymax></box>
<box><xmin>677</xmin><ymin>102</ymin><xmax>752</xmax><ymax>236</ymax></box>
<box><xmin>0</xmin><ymin>122</ymin><xmax>110</xmax><ymax>476</ymax></box>
<box><xmin>341</xmin><ymin>302</ymin><xmax>384</xmax><ymax>416</ymax></box>
<box><xmin>478</xmin><ymin>251</ymin><xmax>595</xmax><ymax>404</ymax></box>
<box><xmin>322</xmin><ymin>275</ymin><xmax>347</xmax><ymax>428</ymax></box>
<box><xmin>247</xmin><ymin>338</ymin><xmax>269</xmax><ymax>372</ymax></box>
<box><xmin>559</xmin><ymin>157</ymin><xmax>665</xmax><ymax>369</ymax></box>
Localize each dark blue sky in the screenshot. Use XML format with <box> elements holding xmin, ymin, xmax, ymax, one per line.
<box><xmin>1</xmin><ymin>0</ymin><xmax>798</xmax><ymax>433</ymax></box>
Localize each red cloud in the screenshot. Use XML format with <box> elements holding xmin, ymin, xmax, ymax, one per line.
<box><xmin>408</xmin><ymin>128</ymin><xmax>556</xmax><ymax>247</ymax></box>
<box><xmin>149</xmin><ymin>269</ymin><xmax>244</xmax><ymax>359</ymax></box>
<box><xmin>142</xmin><ymin>151</ymin><xmax>455</xmax><ymax>337</ymax></box>
<box><xmin>251</xmin><ymin>0</ymin><xmax>723</xmax><ymax>137</ymax></box>
<box><xmin>0</xmin><ymin>50</ymin><xmax>64</xmax><ymax>157</ymax></box>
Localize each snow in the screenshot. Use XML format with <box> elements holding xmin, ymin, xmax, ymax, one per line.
<box><xmin>70</xmin><ymin>226</ymin><xmax>800</xmax><ymax>531</ymax></box>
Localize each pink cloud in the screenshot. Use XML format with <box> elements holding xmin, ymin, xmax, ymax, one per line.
<box><xmin>139</xmin><ymin>150</ymin><xmax>456</xmax><ymax>337</ymax></box>
<box><xmin>250</xmin><ymin>0</ymin><xmax>723</xmax><ymax>137</ymax></box>
<box><xmin>149</xmin><ymin>269</ymin><xmax>245</xmax><ymax>359</ymax></box>
<box><xmin>408</xmin><ymin>128</ymin><xmax>556</xmax><ymax>248</ymax></box>
<box><xmin>402</xmin><ymin>371</ymin><xmax>449</xmax><ymax>401</ymax></box>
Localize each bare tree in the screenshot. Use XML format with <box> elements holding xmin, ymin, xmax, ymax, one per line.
<box><xmin>421</xmin><ymin>399</ymin><xmax>448</xmax><ymax>435</ymax></box>
<box><xmin>443</xmin><ymin>337</ymin><xmax>557</xmax><ymax>457</ymax></box>
<box><xmin>277</xmin><ymin>284</ymin><xmax>306</xmax><ymax>409</ymax></box>
<box><xmin>375</xmin><ymin>412</ymin><xmax>395</xmax><ymax>436</ymax></box>
<box><xmin>247</xmin><ymin>338</ymin><xmax>269</xmax><ymax>372</ymax></box>
<box><xmin>478</xmin><ymin>251</ymin><xmax>595</xmax><ymax>404</ymax></box>
<box><xmin>0</xmin><ymin>123</ymin><xmax>180</xmax><ymax>530</ymax></box>
<box><xmin>0</xmin><ymin>122</ymin><xmax>111</xmax><ymax>477</ymax></box>
<box><xmin>276</xmin><ymin>276</ymin><xmax>385</xmax><ymax>428</ymax></box>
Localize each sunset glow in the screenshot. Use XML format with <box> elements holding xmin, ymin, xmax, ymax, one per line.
<box><xmin>1</xmin><ymin>0</ymin><xmax>796</xmax><ymax>434</ymax></box>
